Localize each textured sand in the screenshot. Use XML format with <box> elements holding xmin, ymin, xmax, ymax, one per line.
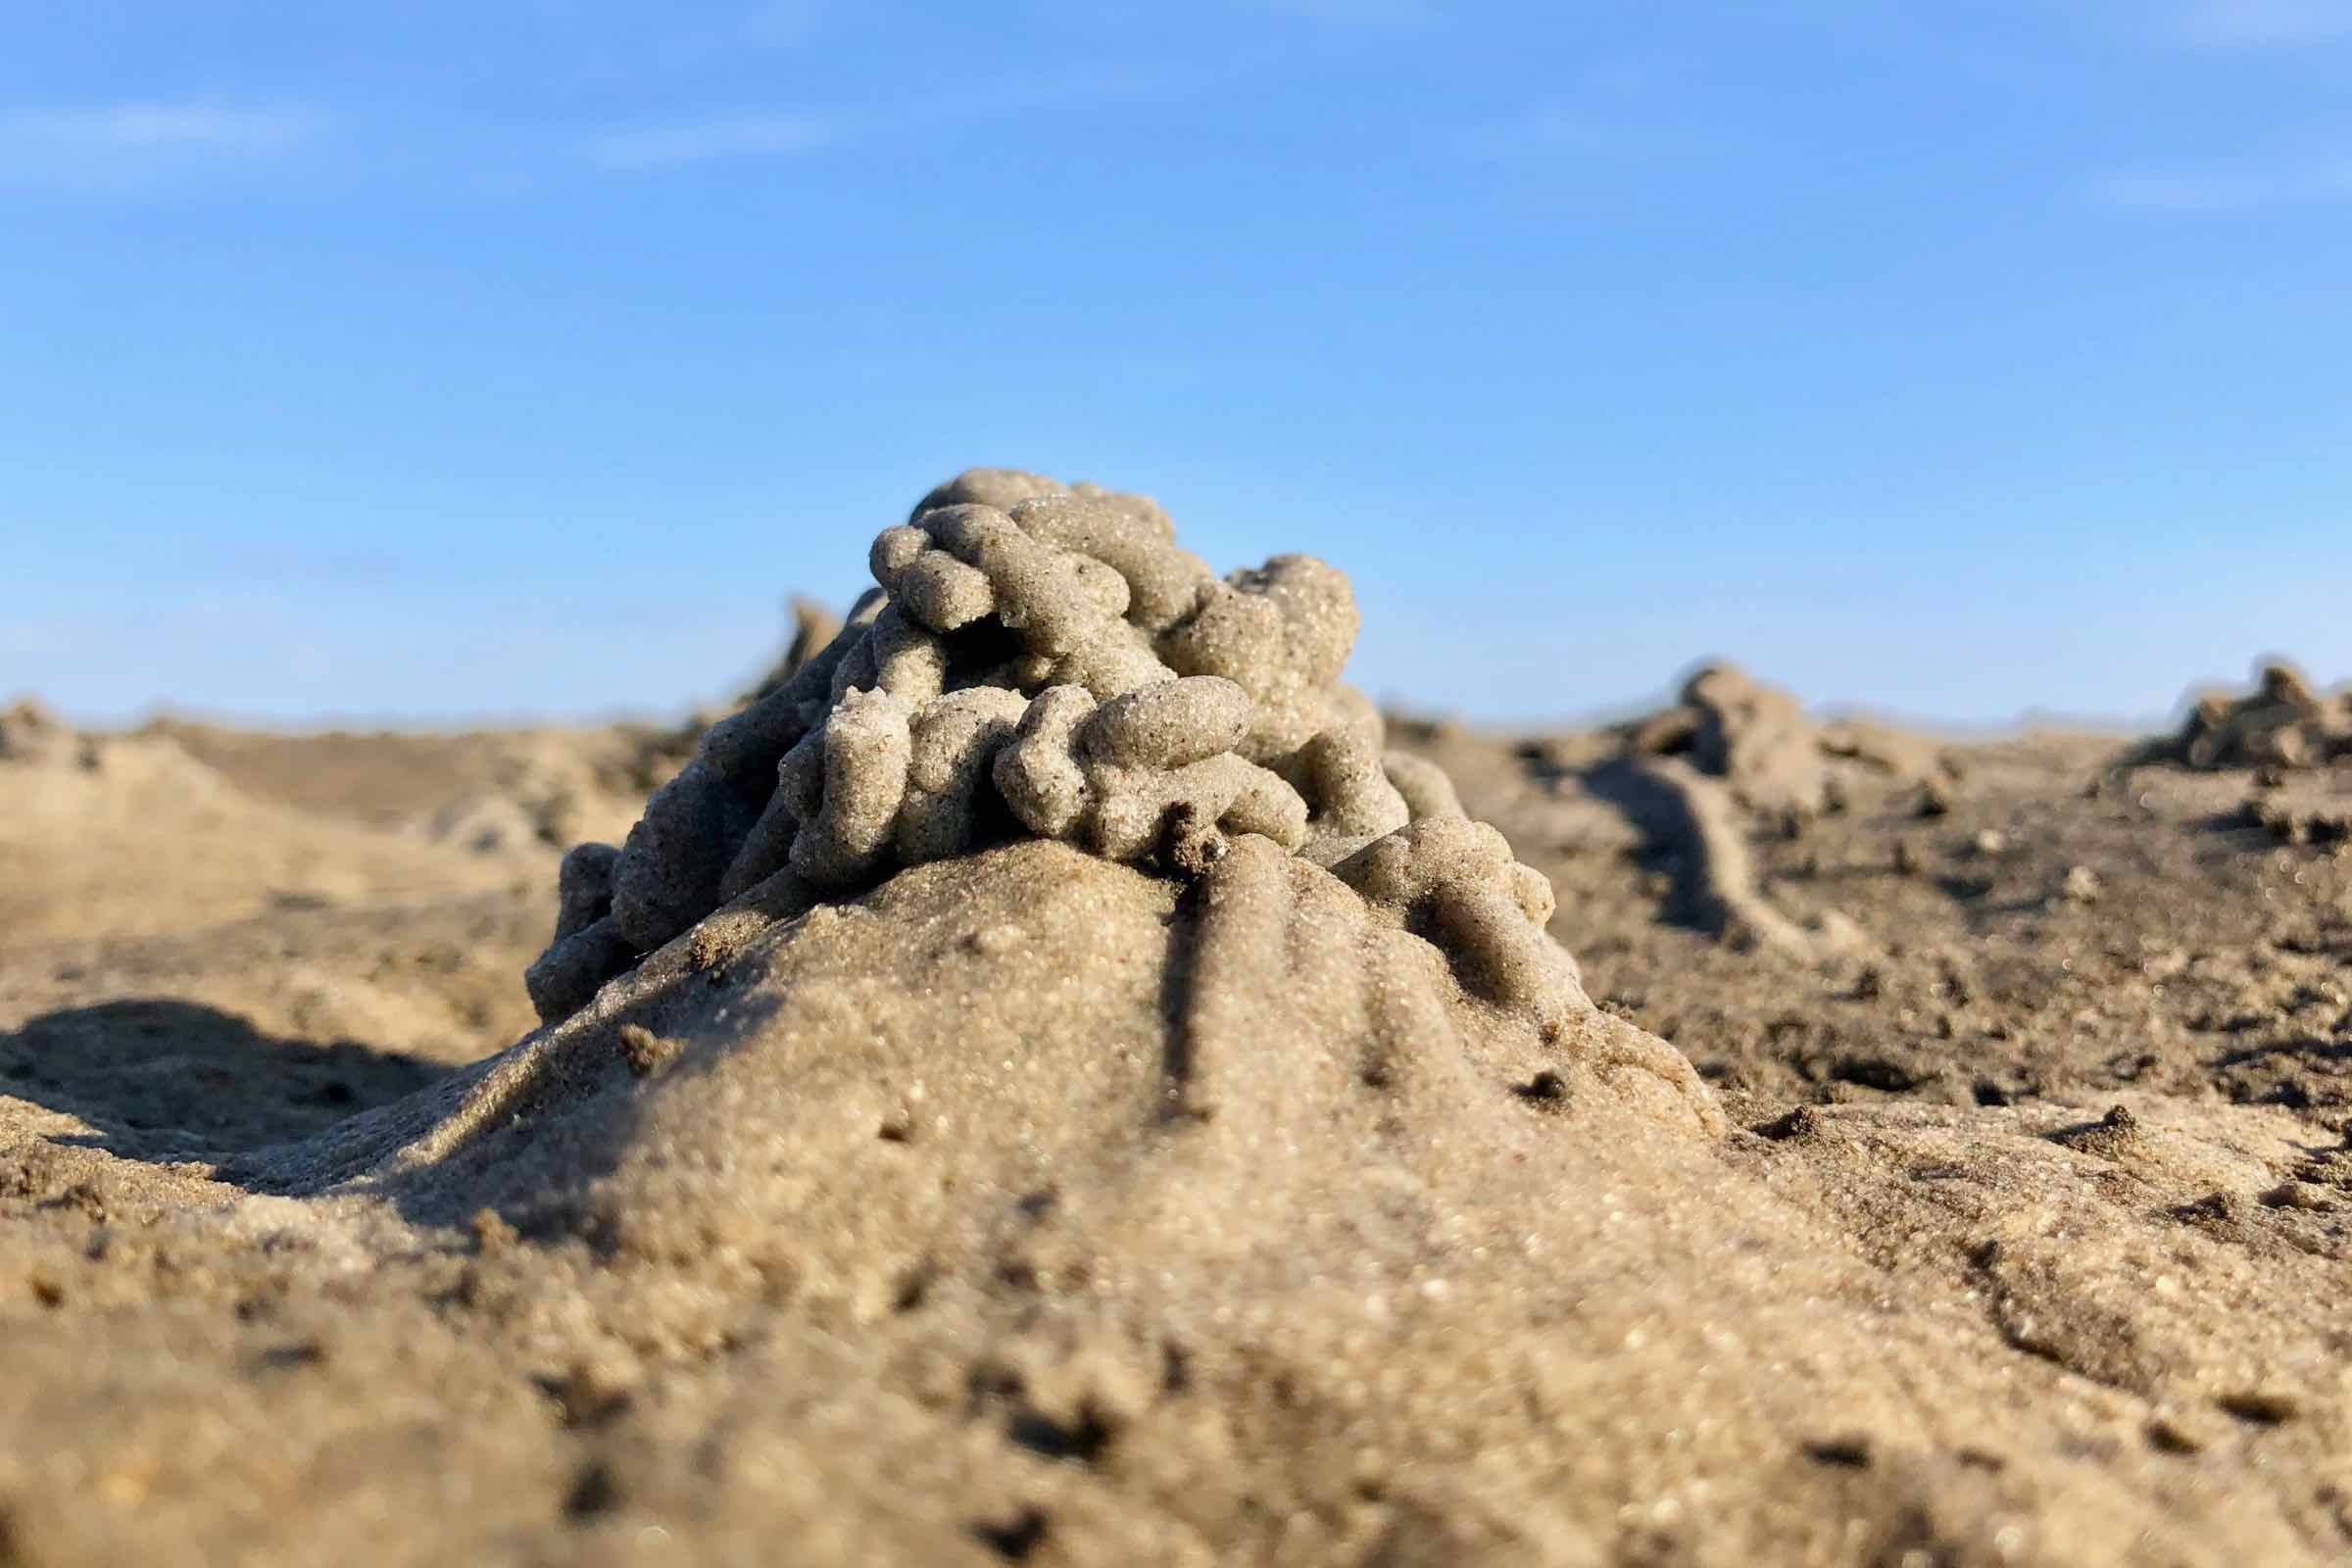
<box><xmin>4</xmin><ymin>649</ymin><xmax>2351</xmax><ymax>1560</ymax></box>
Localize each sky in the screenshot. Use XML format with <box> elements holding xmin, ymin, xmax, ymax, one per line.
<box><xmin>3</xmin><ymin>0</ymin><xmax>2347</xmax><ymax>731</ymax></box>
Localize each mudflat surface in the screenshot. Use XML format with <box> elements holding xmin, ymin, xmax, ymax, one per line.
<box><xmin>3</xmin><ymin>705</ymin><xmax>2349</xmax><ymax>1565</ymax></box>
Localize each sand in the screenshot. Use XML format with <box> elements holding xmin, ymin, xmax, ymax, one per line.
<box><xmin>3</xmin><ymin>488</ymin><xmax>2349</xmax><ymax>1565</ymax></box>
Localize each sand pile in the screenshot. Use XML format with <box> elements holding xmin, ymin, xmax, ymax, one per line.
<box><xmin>523</xmin><ymin>467</ymin><xmax>1572</xmax><ymax>1030</ymax></box>
<box><xmin>1</xmin><ymin>697</ymin><xmax>99</xmax><ymax>769</ymax></box>
<box><xmin>1623</xmin><ymin>662</ymin><xmax>1947</xmax><ymax>821</ymax></box>
<box><xmin>1547</xmin><ymin>664</ymin><xmax>1951</xmax><ymax>962</ymax></box>
<box><xmin>151</xmin><ymin>719</ymin><xmax>666</xmax><ymax>856</ymax></box>
<box><xmin>2155</xmin><ymin>662</ymin><xmax>2352</xmax><ymax>773</ymax></box>
<box><xmin>184</xmin><ymin>467</ymin><xmax>1809</xmax><ymax>1557</ymax></box>
<box><xmin>2120</xmin><ymin>663</ymin><xmax>2352</xmax><ymax>849</ymax></box>
<box><xmin>210</xmin><ymin>829</ymin><xmax>2333</xmax><ymax>1566</ymax></box>
<box><xmin>413</xmin><ymin>732</ymin><xmax>659</xmax><ymax>855</ymax></box>
<box><xmin>61</xmin><ymin>788</ymin><xmax>2347</xmax><ymax>1562</ymax></box>
<box><xmin>1</xmin><ymin>704</ymin><xmax>538</xmax><ymax>944</ymax></box>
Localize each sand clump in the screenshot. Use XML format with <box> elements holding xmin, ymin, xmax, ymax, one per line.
<box><xmin>1593</xmin><ymin>753</ymin><xmax>1869</xmax><ymax>963</ymax></box>
<box><xmin>1556</xmin><ymin>663</ymin><xmax>1948</xmax><ymax>962</ymax></box>
<box><xmin>525</xmin><ymin>468</ymin><xmax>1575</xmax><ymax>1030</ymax></box>
<box><xmin>1</xmin><ymin>698</ymin><xmax>98</xmax><ymax>769</ymax></box>
<box><xmin>415</xmin><ymin>735</ymin><xmax>644</xmax><ymax>854</ymax></box>
<box><xmin>2125</xmin><ymin>662</ymin><xmax>2352</xmax><ymax>851</ymax></box>
<box><xmin>2153</xmin><ymin>662</ymin><xmax>2352</xmax><ymax>773</ymax></box>
<box><xmin>1626</xmin><ymin>662</ymin><xmax>1948</xmax><ymax>822</ymax></box>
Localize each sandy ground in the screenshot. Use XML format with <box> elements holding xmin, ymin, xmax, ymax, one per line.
<box><xmin>4</xmin><ymin>671</ymin><xmax>2350</xmax><ymax>1564</ymax></box>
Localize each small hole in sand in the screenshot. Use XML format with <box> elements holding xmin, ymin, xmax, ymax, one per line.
<box><xmin>1803</xmin><ymin>1437</ymin><xmax>1872</xmax><ymax>1469</ymax></box>
<box><xmin>1828</xmin><ymin>1055</ymin><xmax>1916</xmax><ymax>1093</ymax></box>
<box><xmin>2218</xmin><ymin>1391</ymin><xmax>2299</xmax><ymax>1427</ymax></box>
<box><xmin>892</xmin><ymin>1260</ymin><xmax>937</xmax><ymax>1314</ymax></box>
<box><xmin>1006</xmin><ymin>1402</ymin><xmax>1115</xmax><ymax>1466</ymax></box>
<box><xmin>1513</xmin><ymin>1070</ymin><xmax>1569</xmax><ymax>1105</ymax></box>
<box><xmin>563</xmin><ymin>1460</ymin><xmax>622</xmax><ymax>1522</ymax></box>
<box><xmin>972</xmin><ymin>1506</ymin><xmax>1049</xmax><ymax>1560</ymax></box>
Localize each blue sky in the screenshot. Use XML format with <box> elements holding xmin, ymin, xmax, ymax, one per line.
<box><xmin>3</xmin><ymin>1</ymin><xmax>2346</xmax><ymax>730</ymax></box>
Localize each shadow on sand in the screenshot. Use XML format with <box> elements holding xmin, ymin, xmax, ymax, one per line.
<box><xmin>0</xmin><ymin>998</ymin><xmax>455</xmax><ymax>1164</ymax></box>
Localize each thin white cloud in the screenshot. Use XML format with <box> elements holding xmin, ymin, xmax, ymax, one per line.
<box><xmin>1458</xmin><ymin>106</ymin><xmax>1704</xmax><ymax>164</ymax></box>
<box><xmin>0</xmin><ymin>615</ymin><xmax>92</xmax><ymax>660</ymax></box>
<box><xmin>578</xmin><ymin>73</ymin><xmax>1158</xmax><ymax>174</ymax></box>
<box><xmin>2170</xmin><ymin>0</ymin><xmax>2352</xmax><ymax>47</ymax></box>
<box><xmin>0</xmin><ymin>100</ymin><xmax>323</xmax><ymax>190</ymax></box>
<box><xmin>2094</xmin><ymin>171</ymin><xmax>2277</xmax><ymax>211</ymax></box>
<box><xmin>740</xmin><ymin>0</ymin><xmax>822</xmax><ymax>46</ymax></box>
<box><xmin>0</xmin><ymin>101</ymin><xmax>316</xmax><ymax>154</ymax></box>
<box><xmin>2092</xmin><ymin>158</ymin><xmax>2352</xmax><ymax>211</ymax></box>
<box><xmin>1274</xmin><ymin>0</ymin><xmax>1432</xmax><ymax>23</ymax></box>
<box><xmin>584</xmin><ymin>110</ymin><xmax>832</xmax><ymax>172</ymax></box>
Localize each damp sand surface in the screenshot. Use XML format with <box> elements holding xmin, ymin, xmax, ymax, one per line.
<box><xmin>5</xmin><ymin>685</ymin><xmax>2352</xmax><ymax>1562</ymax></box>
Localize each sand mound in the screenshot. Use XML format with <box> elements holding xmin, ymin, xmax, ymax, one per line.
<box><xmin>1625</xmin><ymin>662</ymin><xmax>1946</xmax><ymax>821</ymax></box>
<box><xmin>103</xmin><ymin>837</ymin><xmax>2346</xmax><ymax>1564</ymax></box>
<box><xmin>410</xmin><ymin>732</ymin><xmax>660</xmax><ymax>854</ymax></box>
<box><xmin>1</xmin><ymin>697</ymin><xmax>98</xmax><ymax>768</ymax></box>
<box><xmin>1587</xmin><ymin>754</ymin><xmax>1870</xmax><ymax>962</ymax></box>
<box><xmin>151</xmin><ymin>719</ymin><xmax>668</xmax><ymax>853</ymax></box>
<box><xmin>250</xmin><ymin>835</ymin><xmax>1705</xmax><ymax>1254</ymax></box>
<box><xmin>2148</xmin><ymin>662</ymin><xmax>2352</xmax><ymax>772</ymax></box>
<box><xmin>525</xmin><ymin>469</ymin><xmax>1577</xmax><ymax>1032</ymax></box>
<box><xmin>1</xmin><ymin>707</ymin><xmax>538</xmax><ymax>944</ymax></box>
<box><xmin>1534</xmin><ymin>664</ymin><xmax>1950</xmax><ymax>962</ymax></box>
<box><xmin>2127</xmin><ymin>663</ymin><xmax>2352</xmax><ymax>854</ymax></box>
